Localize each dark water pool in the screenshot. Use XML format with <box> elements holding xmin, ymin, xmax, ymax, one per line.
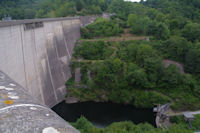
<box><xmin>52</xmin><ymin>101</ymin><xmax>156</xmax><ymax>128</ymax></box>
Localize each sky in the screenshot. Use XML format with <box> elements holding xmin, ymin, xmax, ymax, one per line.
<box><xmin>124</xmin><ymin>0</ymin><xmax>142</xmax><ymax>2</ymax></box>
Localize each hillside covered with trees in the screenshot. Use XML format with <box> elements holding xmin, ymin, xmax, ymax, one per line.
<box><xmin>68</xmin><ymin>0</ymin><xmax>200</xmax><ymax>111</ymax></box>
<box><xmin>66</xmin><ymin>0</ymin><xmax>200</xmax><ymax>132</ymax></box>
<box><xmin>0</xmin><ymin>0</ymin><xmax>111</xmax><ymax>19</ymax></box>
<box><xmin>0</xmin><ymin>0</ymin><xmax>42</xmax><ymax>19</ymax></box>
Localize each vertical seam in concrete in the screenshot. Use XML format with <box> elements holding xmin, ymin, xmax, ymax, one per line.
<box><xmin>53</xmin><ymin>24</ymin><xmax>61</xmax><ymax>60</ymax></box>
<box><xmin>51</xmin><ymin>22</ymin><xmax>60</xmax><ymax>101</ymax></box>
<box><xmin>61</xmin><ymin>21</ymin><xmax>71</xmax><ymax>59</ymax></box>
<box><xmin>19</xmin><ymin>25</ymin><xmax>28</xmax><ymax>89</ymax></box>
<box><xmin>59</xmin><ymin>21</ymin><xmax>68</xmax><ymax>81</ymax></box>
<box><xmin>71</xmin><ymin>20</ymin><xmax>78</xmax><ymax>53</ymax></box>
<box><xmin>54</xmin><ymin>22</ymin><xmax>67</xmax><ymax>81</ymax></box>
<box><xmin>32</xmin><ymin>29</ymin><xmax>45</xmax><ymax>104</ymax></box>
<box><xmin>42</xmin><ymin>24</ymin><xmax>58</xmax><ymax>102</ymax></box>
<box><xmin>52</xmin><ymin>21</ymin><xmax>67</xmax><ymax>99</ymax></box>
<box><xmin>70</xmin><ymin>20</ymin><xmax>74</xmax><ymax>56</ymax></box>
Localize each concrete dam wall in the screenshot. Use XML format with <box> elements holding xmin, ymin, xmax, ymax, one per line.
<box><xmin>0</xmin><ymin>16</ymin><xmax>96</xmax><ymax>107</ymax></box>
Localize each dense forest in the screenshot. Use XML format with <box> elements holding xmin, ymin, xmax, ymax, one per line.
<box><xmin>0</xmin><ymin>0</ymin><xmax>41</xmax><ymax>19</ymax></box>
<box><xmin>71</xmin><ymin>115</ymin><xmax>200</xmax><ymax>133</ymax></box>
<box><xmin>68</xmin><ymin>0</ymin><xmax>200</xmax><ymax>132</ymax></box>
<box><xmin>0</xmin><ymin>0</ymin><xmax>111</xmax><ymax>19</ymax></box>
<box><xmin>2</xmin><ymin>0</ymin><xmax>200</xmax><ymax>132</ymax></box>
<box><xmin>1</xmin><ymin>0</ymin><xmax>200</xmax><ymax>22</ymax></box>
<box><xmin>68</xmin><ymin>0</ymin><xmax>200</xmax><ymax>110</ymax></box>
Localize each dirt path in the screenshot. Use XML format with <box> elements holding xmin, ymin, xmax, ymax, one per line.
<box><xmin>163</xmin><ymin>59</ymin><xmax>185</xmax><ymax>74</ymax></box>
<box><xmin>111</xmin><ymin>46</ymin><xmax>118</xmax><ymax>57</ymax></box>
<box><xmin>71</xmin><ymin>59</ymin><xmax>104</xmax><ymax>63</ymax></box>
<box><xmin>80</xmin><ymin>36</ymin><xmax>148</xmax><ymax>42</ymax></box>
<box><xmin>165</xmin><ymin>109</ymin><xmax>200</xmax><ymax>117</ymax></box>
<box><xmin>80</xmin><ymin>29</ymin><xmax>149</xmax><ymax>42</ymax></box>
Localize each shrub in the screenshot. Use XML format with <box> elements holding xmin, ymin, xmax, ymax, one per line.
<box><xmin>81</xmin><ymin>18</ymin><xmax>122</xmax><ymax>38</ymax></box>
<box><xmin>74</xmin><ymin>41</ymin><xmax>114</xmax><ymax>60</ymax></box>
<box><xmin>132</xmin><ymin>90</ymin><xmax>170</xmax><ymax>108</ymax></box>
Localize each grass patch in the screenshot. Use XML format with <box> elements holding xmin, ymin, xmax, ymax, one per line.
<box><xmin>170</xmin><ymin>115</ymin><xmax>200</xmax><ymax>131</ymax></box>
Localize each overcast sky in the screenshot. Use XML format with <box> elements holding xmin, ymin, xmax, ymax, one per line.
<box><xmin>124</xmin><ymin>0</ymin><xmax>141</xmax><ymax>2</ymax></box>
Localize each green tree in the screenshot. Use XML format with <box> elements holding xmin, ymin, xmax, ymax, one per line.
<box><xmin>185</xmin><ymin>43</ymin><xmax>200</xmax><ymax>74</ymax></box>
<box><xmin>153</xmin><ymin>23</ymin><xmax>170</xmax><ymax>40</ymax></box>
<box><xmin>76</xmin><ymin>0</ymin><xmax>84</xmax><ymax>11</ymax></box>
<box><xmin>136</xmin><ymin>44</ymin><xmax>159</xmax><ymax>67</ymax></box>
<box><xmin>81</xmin><ymin>18</ymin><xmax>122</xmax><ymax>38</ymax></box>
<box><xmin>159</xmin><ymin>36</ymin><xmax>191</xmax><ymax>62</ymax></box>
<box><xmin>158</xmin><ymin>65</ymin><xmax>183</xmax><ymax>89</ymax></box>
<box><xmin>74</xmin><ymin>41</ymin><xmax>108</xmax><ymax>60</ymax></box>
<box><xmin>109</xmin><ymin>0</ymin><xmax>133</xmax><ymax>20</ymax></box>
<box><xmin>182</xmin><ymin>22</ymin><xmax>200</xmax><ymax>42</ymax></box>
<box><xmin>127</xmin><ymin>14</ymin><xmax>152</xmax><ymax>35</ymax></box>
<box><xmin>127</xmin><ymin>63</ymin><xmax>149</xmax><ymax>89</ymax></box>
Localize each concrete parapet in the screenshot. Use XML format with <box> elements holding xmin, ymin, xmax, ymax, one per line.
<box><xmin>0</xmin><ymin>71</ymin><xmax>79</xmax><ymax>133</ymax></box>
<box><xmin>0</xmin><ymin>17</ymin><xmax>79</xmax><ymax>28</ymax></box>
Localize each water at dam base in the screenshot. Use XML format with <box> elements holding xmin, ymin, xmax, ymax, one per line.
<box><xmin>52</xmin><ymin>101</ymin><xmax>156</xmax><ymax>128</ymax></box>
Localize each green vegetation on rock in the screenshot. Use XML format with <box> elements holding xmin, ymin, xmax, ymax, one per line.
<box><xmin>72</xmin><ymin>116</ymin><xmax>193</xmax><ymax>133</ymax></box>
<box><xmin>74</xmin><ymin>41</ymin><xmax>114</xmax><ymax>60</ymax></box>
<box><xmin>70</xmin><ymin>39</ymin><xmax>200</xmax><ymax>110</ymax></box>
<box><xmin>62</xmin><ymin>0</ymin><xmax>200</xmax><ymax>131</ymax></box>
<box><xmin>81</xmin><ymin>18</ymin><xmax>123</xmax><ymax>39</ymax></box>
<box><xmin>171</xmin><ymin>115</ymin><xmax>200</xmax><ymax>131</ymax></box>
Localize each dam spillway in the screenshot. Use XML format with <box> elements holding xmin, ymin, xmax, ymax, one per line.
<box><xmin>0</xmin><ymin>16</ymin><xmax>96</xmax><ymax>107</ymax></box>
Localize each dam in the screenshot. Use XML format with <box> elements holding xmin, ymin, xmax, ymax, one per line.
<box><xmin>0</xmin><ymin>16</ymin><xmax>96</xmax><ymax>107</ymax></box>
<box><xmin>0</xmin><ymin>16</ymin><xmax>97</xmax><ymax>132</ymax></box>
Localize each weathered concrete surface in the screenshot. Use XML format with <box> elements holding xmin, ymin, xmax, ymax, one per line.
<box><xmin>0</xmin><ymin>16</ymin><xmax>96</xmax><ymax>107</ymax></box>
<box><xmin>79</xmin><ymin>16</ymin><xmax>98</xmax><ymax>27</ymax></box>
<box><xmin>0</xmin><ymin>71</ymin><xmax>79</xmax><ymax>133</ymax></box>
